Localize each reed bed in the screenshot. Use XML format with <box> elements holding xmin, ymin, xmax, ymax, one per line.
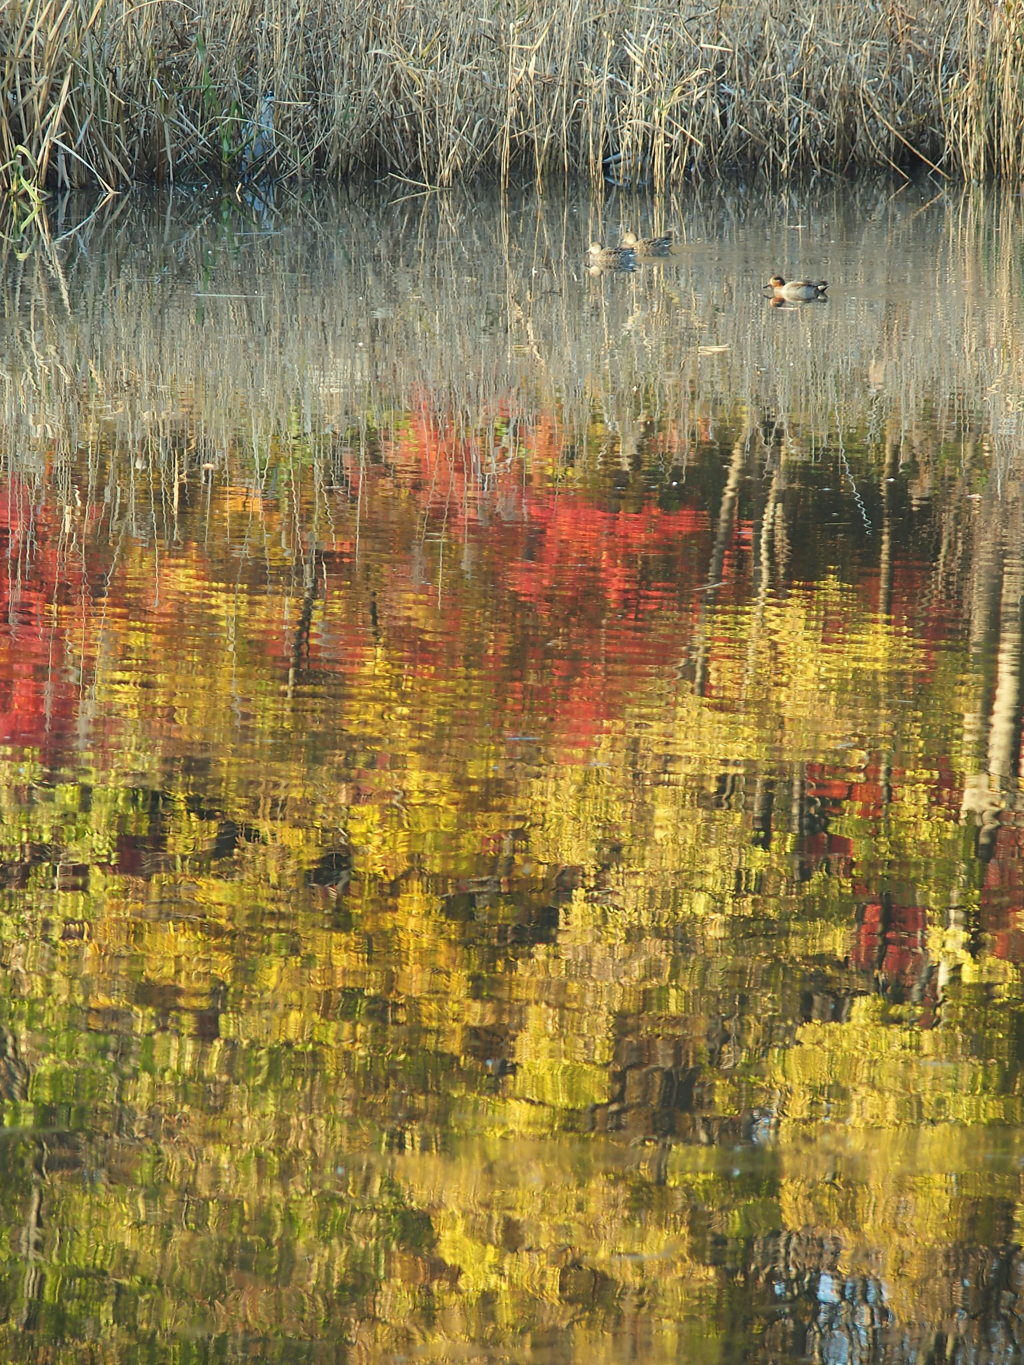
<box><xmin>1</xmin><ymin>0</ymin><xmax>1023</xmax><ymax>195</ymax></box>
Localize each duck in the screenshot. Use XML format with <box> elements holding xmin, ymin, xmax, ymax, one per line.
<box><xmin>764</xmin><ymin>274</ymin><xmax>828</xmax><ymax>301</ymax></box>
<box><xmin>587</xmin><ymin>242</ymin><xmax>637</xmax><ymax>268</ymax></box>
<box><xmin>620</xmin><ymin>230</ymin><xmax>673</xmax><ymax>256</ymax></box>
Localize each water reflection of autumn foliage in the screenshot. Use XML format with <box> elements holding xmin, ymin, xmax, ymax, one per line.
<box><xmin>330</xmin><ymin>403</ymin><xmax>725</xmax><ymax>750</ymax></box>
<box><xmin>0</xmin><ymin>479</ymin><xmax>86</xmax><ymax>752</ymax></box>
<box><xmin>6</xmin><ymin>184</ymin><xmax>1024</xmax><ymax>1365</ymax></box>
<box><xmin>378</xmin><ymin>399</ymin><xmax>714</xmax><ymax>596</ymax></box>
<box><xmin>0</xmin><ymin>413</ymin><xmax>1022</xmax><ymax>1365</ymax></box>
<box><xmin>981</xmin><ymin>822</ymin><xmax>1024</xmax><ymax>964</ymax></box>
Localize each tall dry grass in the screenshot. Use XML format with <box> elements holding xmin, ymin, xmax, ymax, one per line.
<box><xmin>2</xmin><ymin>0</ymin><xmax>1024</xmax><ymax>194</ymax></box>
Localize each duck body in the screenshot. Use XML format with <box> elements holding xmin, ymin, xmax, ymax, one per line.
<box><xmin>587</xmin><ymin>242</ymin><xmax>637</xmax><ymax>268</ymax></box>
<box><xmin>620</xmin><ymin>230</ymin><xmax>673</xmax><ymax>255</ymax></box>
<box><xmin>765</xmin><ymin>274</ymin><xmax>828</xmax><ymax>301</ymax></box>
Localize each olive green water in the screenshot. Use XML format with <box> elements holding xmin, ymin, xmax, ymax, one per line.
<box><xmin>0</xmin><ymin>178</ymin><xmax>1022</xmax><ymax>1363</ymax></box>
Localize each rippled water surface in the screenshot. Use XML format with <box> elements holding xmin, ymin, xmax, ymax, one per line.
<box><xmin>1</xmin><ymin>179</ymin><xmax>1023</xmax><ymax>1363</ymax></box>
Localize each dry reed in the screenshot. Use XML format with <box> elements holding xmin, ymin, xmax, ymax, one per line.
<box><xmin>2</xmin><ymin>0</ymin><xmax>1024</xmax><ymax>195</ymax></box>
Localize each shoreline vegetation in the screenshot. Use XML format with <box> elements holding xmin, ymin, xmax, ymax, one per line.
<box><xmin>1</xmin><ymin>0</ymin><xmax>1022</xmax><ymax>198</ymax></box>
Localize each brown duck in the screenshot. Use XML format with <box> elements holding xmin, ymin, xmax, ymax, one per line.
<box><xmin>620</xmin><ymin>230</ymin><xmax>673</xmax><ymax>256</ymax></box>
<box><xmin>587</xmin><ymin>241</ymin><xmax>637</xmax><ymax>267</ymax></box>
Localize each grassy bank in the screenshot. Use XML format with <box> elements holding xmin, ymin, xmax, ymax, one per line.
<box><xmin>0</xmin><ymin>0</ymin><xmax>1022</xmax><ymax>194</ymax></box>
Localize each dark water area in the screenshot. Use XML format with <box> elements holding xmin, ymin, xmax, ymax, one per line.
<box><xmin>0</xmin><ymin>178</ymin><xmax>1023</xmax><ymax>1363</ymax></box>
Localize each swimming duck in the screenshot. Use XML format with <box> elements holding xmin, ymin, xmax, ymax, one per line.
<box><xmin>587</xmin><ymin>242</ymin><xmax>637</xmax><ymax>267</ymax></box>
<box><xmin>620</xmin><ymin>230</ymin><xmax>673</xmax><ymax>255</ymax></box>
<box><xmin>764</xmin><ymin>275</ymin><xmax>828</xmax><ymax>301</ymax></box>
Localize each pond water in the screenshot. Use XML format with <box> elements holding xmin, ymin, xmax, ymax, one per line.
<box><xmin>0</xmin><ymin>176</ymin><xmax>1023</xmax><ymax>1363</ymax></box>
